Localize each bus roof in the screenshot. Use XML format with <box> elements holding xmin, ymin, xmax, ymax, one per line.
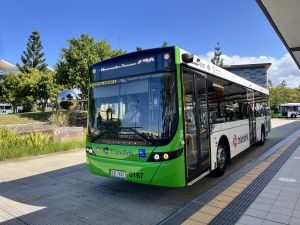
<box><xmin>178</xmin><ymin>47</ymin><xmax>269</xmax><ymax>95</ymax></box>
<box><xmin>280</xmin><ymin>103</ymin><xmax>300</xmax><ymax>106</ymax></box>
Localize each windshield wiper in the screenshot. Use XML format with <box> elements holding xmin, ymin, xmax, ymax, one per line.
<box><xmin>120</xmin><ymin>127</ymin><xmax>155</xmax><ymax>145</ymax></box>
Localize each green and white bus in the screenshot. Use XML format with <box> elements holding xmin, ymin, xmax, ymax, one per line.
<box><xmin>86</xmin><ymin>47</ymin><xmax>270</xmax><ymax>187</ymax></box>
<box><xmin>278</xmin><ymin>103</ymin><xmax>300</xmax><ymax>118</ymax></box>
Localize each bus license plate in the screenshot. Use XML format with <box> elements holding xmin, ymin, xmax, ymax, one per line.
<box><xmin>111</xmin><ymin>170</ymin><xmax>126</xmax><ymax>179</ymax></box>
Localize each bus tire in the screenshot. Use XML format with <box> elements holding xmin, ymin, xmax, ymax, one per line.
<box><xmin>212</xmin><ymin>142</ymin><xmax>227</xmax><ymax>177</ymax></box>
<box><xmin>291</xmin><ymin>114</ymin><xmax>296</xmax><ymax>119</ymax></box>
<box><xmin>258</xmin><ymin>127</ymin><xmax>265</xmax><ymax>146</ymax></box>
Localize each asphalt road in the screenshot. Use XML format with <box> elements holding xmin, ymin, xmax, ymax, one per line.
<box><xmin>1</xmin><ymin>119</ymin><xmax>300</xmax><ymax>225</ymax></box>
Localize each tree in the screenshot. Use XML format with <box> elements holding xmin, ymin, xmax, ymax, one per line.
<box><xmin>136</xmin><ymin>47</ymin><xmax>143</xmax><ymax>51</ymax></box>
<box><xmin>20</xmin><ymin>69</ymin><xmax>60</xmax><ymax>111</ymax></box>
<box><xmin>211</xmin><ymin>42</ymin><xmax>224</xmax><ymax>67</ymax></box>
<box><xmin>278</xmin><ymin>80</ymin><xmax>287</xmax><ymax>88</ymax></box>
<box><xmin>268</xmin><ymin>80</ymin><xmax>300</xmax><ymax>110</ymax></box>
<box><xmin>16</xmin><ymin>30</ymin><xmax>48</xmax><ymax>73</ymax></box>
<box><xmin>267</xmin><ymin>79</ymin><xmax>273</xmax><ymax>88</ymax></box>
<box><xmin>0</xmin><ymin>73</ymin><xmax>22</xmax><ymax>109</ymax></box>
<box><xmin>0</xmin><ymin>70</ymin><xmax>60</xmax><ymax>112</ymax></box>
<box><xmin>56</xmin><ymin>34</ymin><xmax>126</xmax><ymax>98</ymax></box>
<box><xmin>162</xmin><ymin>41</ymin><xmax>169</xmax><ymax>47</ymax></box>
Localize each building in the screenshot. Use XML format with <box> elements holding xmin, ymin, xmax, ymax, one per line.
<box><xmin>0</xmin><ymin>59</ymin><xmax>20</xmax><ymax>80</ymax></box>
<box><xmin>222</xmin><ymin>63</ymin><xmax>271</xmax><ymax>88</ymax></box>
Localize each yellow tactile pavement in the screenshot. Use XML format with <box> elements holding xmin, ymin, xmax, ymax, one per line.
<box><xmin>182</xmin><ymin>134</ymin><xmax>300</xmax><ymax>225</ymax></box>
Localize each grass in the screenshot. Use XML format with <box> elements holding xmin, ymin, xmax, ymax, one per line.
<box><xmin>0</xmin><ymin>112</ymin><xmax>53</xmax><ymax>126</ymax></box>
<box><xmin>0</xmin><ymin>128</ymin><xmax>84</xmax><ymax>161</ymax></box>
<box><xmin>0</xmin><ymin>140</ymin><xmax>85</xmax><ymax>161</ymax></box>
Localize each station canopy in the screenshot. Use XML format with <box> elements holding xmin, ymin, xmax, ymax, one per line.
<box><xmin>257</xmin><ymin>0</ymin><xmax>300</xmax><ymax>69</ymax></box>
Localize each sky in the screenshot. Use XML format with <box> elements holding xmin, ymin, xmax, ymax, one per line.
<box><xmin>1</xmin><ymin>0</ymin><xmax>299</xmax><ymax>87</ymax></box>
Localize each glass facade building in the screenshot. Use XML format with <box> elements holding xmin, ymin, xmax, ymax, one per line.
<box><xmin>222</xmin><ymin>63</ymin><xmax>271</xmax><ymax>88</ymax></box>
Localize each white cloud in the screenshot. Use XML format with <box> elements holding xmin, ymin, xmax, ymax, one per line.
<box><xmin>201</xmin><ymin>52</ymin><xmax>300</xmax><ymax>87</ymax></box>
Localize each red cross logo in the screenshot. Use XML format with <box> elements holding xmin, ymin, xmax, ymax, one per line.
<box><xmin>233</xmin><ymin>135</ymin><xmax>237</xmax><ymax>149</ymax></box>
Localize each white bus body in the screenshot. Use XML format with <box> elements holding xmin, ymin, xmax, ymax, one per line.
<box><xmin>179</xmin><ymin>48</ymin><xmax>270</xmax><ymax>175</ymax></box>
<box><xmin>0</xmin><ymin>103</ymin><xmax>13</xmax><ymax>114</ymax></box>
<box><xmin>280</xmin><ymin>103</ymin><xmax>300</xmax><ymax>118</ymax></box>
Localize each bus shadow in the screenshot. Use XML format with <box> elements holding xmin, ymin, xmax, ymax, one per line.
<box><xmin>1</xmin><ymin>120</ymin><xmax>300</xmax><ymax>224</ymax></box>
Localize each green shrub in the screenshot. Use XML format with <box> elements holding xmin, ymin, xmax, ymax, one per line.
<box><xmin>0</xmin><ymin>128</ymin><xmax>19</xmax><ymax>152</ymax></box>
<box><xmin>49</xmin><ymin>111</ymin><xmax>69</xmax><ymax>126</ymax></box>
<box><xmin>0</xmin><ymin>128</ymin><xmax>84</xmax><ymax>160</ymax></box>
<box><xmin>25</xmin><ymin>132</ymin><xmax>52</xmax><ymax>150</ymax></box>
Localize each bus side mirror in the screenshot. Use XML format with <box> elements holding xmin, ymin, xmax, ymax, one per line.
<box><xmin>182</xmin><ymin>53</ymin><xmax>194</xmax><ymax>63</ymax></box>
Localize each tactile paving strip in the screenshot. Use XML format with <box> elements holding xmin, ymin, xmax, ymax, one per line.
<box><xmin>208</xmin><ymin>139</ymin><xmax>300</xmax><ymax>225</ymax></box>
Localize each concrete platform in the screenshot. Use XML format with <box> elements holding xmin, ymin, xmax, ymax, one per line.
<box><xmin>161</xmin><ymin>128</ymin><xmax>300</xmax><ymax>225</ymax></box>
<box><xmin>236</xmin><ymin>145</ymin><xmax>300</xmax><ymax>225</ymax></box>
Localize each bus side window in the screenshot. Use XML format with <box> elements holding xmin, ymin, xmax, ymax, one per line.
<box><xmin>207</xmin><ymin>79</ymin><xmax>227</xmax><ymax>123</ymax></box>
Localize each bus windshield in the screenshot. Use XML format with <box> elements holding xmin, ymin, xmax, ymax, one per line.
<box><xmin>87</xmin><ymin>72</ymin><xmax>178</xmax><ymax>146</ymax></box>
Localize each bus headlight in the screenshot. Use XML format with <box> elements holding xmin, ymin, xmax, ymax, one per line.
<box><xmin>148</xmin><ymin>149</ymin><xmax>183</xmax><ymax>162</ymax></box>
<box><xmin>153</xmin><ymin>154</ymin><xmax>160</xmax><ymax>160</ymax></box>
<box><xmin>86</xmin><ymin>147</ymin><xmax>96</xmax><ymax>156</ymax></box>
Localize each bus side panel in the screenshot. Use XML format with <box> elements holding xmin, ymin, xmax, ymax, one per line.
<box><xmin>266</xmin><ymin>116</ymin><xmax>271</xmax><ymax>134</ymax></box>
<box><xmin>255</xmin><ymin>116</ymin><xmax>271</xmax><ymax>141</ymax></box>
<box><xmin>150</xmin><ymin>153</ymin><xmax>186</xmax><ymax>187</ymax></box>
<box><xmin>210</xmin><ymin>120</ymin><xmax>250</xmax><ymax>170</ymax></box>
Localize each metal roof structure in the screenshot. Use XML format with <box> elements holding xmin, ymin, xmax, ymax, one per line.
<box><xmin>257</xmin><ymin>0</ymin><xmax>300</xmax><ymax>69</ymax></box>
<box><xmin>222</xmin><ymin>63</ymin><xmax>271</xmax><ymax>70</ymax></box>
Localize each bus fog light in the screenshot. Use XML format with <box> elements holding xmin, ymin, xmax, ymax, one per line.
<box><xmin>153</xmin><ymin>154</ymin><xmax>160</xmax><ymax>160</ymax></box>
<box><xmin>163</xmin><ymin>153</ymin><xmax>169</xmax><ymax>160</ymax></box>
<box><xmin>86</xmin><ymin>147</ymin><xmax>96</xmax><ymax>156</ymax></box>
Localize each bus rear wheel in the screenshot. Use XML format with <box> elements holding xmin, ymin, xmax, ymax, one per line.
<box><xmin>212</xmin><ymin>143</ymin><xmax>227</xmax><ymax>177</ymax></box>
<box><xmin>291</xmin><ymin>114</ymin><xmax>296</xmax><ymax>119</ymax></box>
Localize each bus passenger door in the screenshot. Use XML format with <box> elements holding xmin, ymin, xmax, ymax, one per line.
<box><xmin>183</xmin><ymin>70</ymin><xmax>210</xmax><ymax>182</ymax></box>
<box><xmin>247</xmin><ymin>89</ymin><xmax>256</xmax><ymax>145</ymax></box>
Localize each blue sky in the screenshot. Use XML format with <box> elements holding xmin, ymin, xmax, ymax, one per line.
<box><xmin>1</xmin><ymin>0</ymin><xmax>299</xmax><ymax>86</ymax></box>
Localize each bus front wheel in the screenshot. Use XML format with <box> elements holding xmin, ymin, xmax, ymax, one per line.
<box><xmin>212</xmin><ymin>143</ymin><xmax>227</xmax><ymax>177</ymax></box>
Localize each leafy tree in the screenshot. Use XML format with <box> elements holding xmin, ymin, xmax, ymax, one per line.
<box><xmin>20</xmin><ymin>69</ymin><xmax>60</xmax><ymax>111</ymax></box>
<box><xmin>136</xmin><ymin>47</ymin><xmax>143</xmax><ymax>51</ymax></box>
<box><xmin>0</xmin><ymin>70</ymin><xmax>60</xmax><ymax>112</ymax></box>
<box><xmin>111</xmin><ymin>48</ymin><xmax>127</xmax><ymax>57</ymax></box>
<box><xmin>278</xmin><ymin>80</ymin><xmax>287</xmax><ymax>88</ymax></box>
<box><xmin>56</xmin><ymin>34</ymin><xmax>126</xmax><ymax>98</ymax></box>
<box><xmin>268</xmin><ymin>80</ymin><xmax>300</xmax><ymax>110</ymax></box>
<box><xmin>162</xmin><ymin>41</ymin><xmax>169</xmax><ymax>47</ymax></box>
<box><xmin>211</xmin><ymin>42</ymin><xmax>223</xmax><ymax>67</ymax></box>
<box><xmin>0</xmin><ymin>73</ymin><xmax>22</xmax><ymax>109</ymax></box>
<box><xmin>16</xmin><ymin>30</ymin><xmax>48</xmax><ymax>73</ymax></box>
<box><xmin>267</xmin><ymin>79</ymin><xmax>273</xmax><ymax>88</ymax></box>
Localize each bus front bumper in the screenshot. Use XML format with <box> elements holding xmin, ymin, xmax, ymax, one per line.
<box><xmin>86</xmin><ymin>154</ymin><xmax>186</xmax><ymax>187</ymax></box>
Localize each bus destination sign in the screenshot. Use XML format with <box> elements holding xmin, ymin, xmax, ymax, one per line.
<box><xmin>91</xmin><ymin>48</ymin><xmax>174</xmax><ymax>82</ymax></box>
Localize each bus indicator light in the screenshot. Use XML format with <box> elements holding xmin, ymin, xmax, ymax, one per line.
<box><xmin>153</xmin><ymin>154</ymin><xmax>160</xmax><ymax>160</ymax></box>
<box><xmin>163</xmin><ymin>154</ymin><xmax>169</xmax><ymax>160</ymax></box>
